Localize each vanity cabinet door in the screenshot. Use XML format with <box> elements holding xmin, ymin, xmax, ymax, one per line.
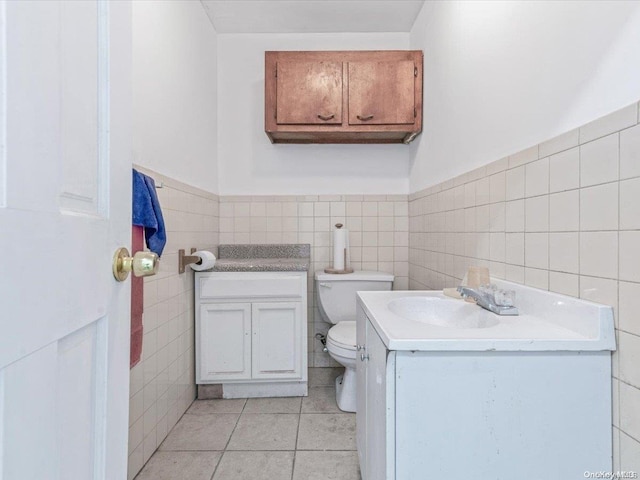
<box><xmin>251</xmin><ymin>302</ymin><xmax>303</xmax><ymax>380</ymax></box>
<box><xmin>276</xmin><ymin>60</ymin><xmax>343</xmax><ymax>125</ymax></box>
<box><xmin>364</xmin><ymin>319</ymin><xmax>390</xmax><ymax>480</ymax></box>
<box><xmin>348</xmin><ymin>60</ymin><xmax>416</xmax><ymax>126</ymax></box>
<box><xmin>356</xmin><ymin>307</ymin><xmax>369</xmax><ymax>470</ymax></box>
<box><xmin>198</xmin><ymin>303</ymin><xmax>252</xmax><ymax>381</ymax></box>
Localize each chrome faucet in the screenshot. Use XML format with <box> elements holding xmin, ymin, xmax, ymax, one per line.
<box><xmin>457</xmin><ymin>286</ymin><xmax>519</xmax><ymax>316</ymax></box>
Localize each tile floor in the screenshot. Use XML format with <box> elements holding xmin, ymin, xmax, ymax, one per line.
<box><xmin>135</xmin><ymin>367</ymin><xmax>360</xmax><ymax>480</ymax></box>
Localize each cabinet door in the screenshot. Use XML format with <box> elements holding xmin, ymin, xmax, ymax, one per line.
<box><xmin>276</xmin><ymin>61</ymin><xmax>343</xmax><ymax>125</ymax></box>
<box><xmin>252</xmin><ymin>302</ymin><xmax>302</xmax><ymax>379</ymax></box>
<box><xmin>356</xmin><ymin>306</ymin><xmax>369</xmax><ymax>471</ymax></box>
<box><xmin>348</xmin><ymin>60</ymin><xmax>415</xmax><ymax>125</ymax></box>
<box><xmin>365</xmin><ymin>320</ymin><xmax>390</xmax><ymax>480</ymax></box>
<box><xmin>199</xmin><ymin>303</ymin><xmax>251</xmax><ymax>382</ymax></box>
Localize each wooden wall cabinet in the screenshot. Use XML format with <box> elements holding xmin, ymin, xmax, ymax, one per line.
<box><xmin>265</xmin><ymin>50</ymin><xmax>423</xmax><ymax>144</ymax></box>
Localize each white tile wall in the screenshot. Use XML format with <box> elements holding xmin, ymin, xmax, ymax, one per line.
<box><xmin>128</xmin><ymin>167</ymin><xmax>219</xmax><ymax>479</ymax></box>
<box><xmin>219</xmin><ymin>194</ymin><xmax>409</xmax><ymax>367</ymax></box>
<box><xmin>408</xmin><ymin>101</ymin><xmax>640</xmax><ymax>468</ymax></box>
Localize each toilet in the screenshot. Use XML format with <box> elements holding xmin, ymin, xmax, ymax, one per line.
<box><xmin>315</xmin><ymin>270</ymin><xmax>394</xmax><ymax>412</ymax></box>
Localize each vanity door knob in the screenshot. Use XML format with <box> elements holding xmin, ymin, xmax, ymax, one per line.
<box><xmin>360</xmin><ymin>353</ymin><xmax>369</xmax><ymax>361</ymax></box>
<box><xmin>356</xmin><ymin>344</ymin><xmax>364</xmax><ymax>351</ymax></box>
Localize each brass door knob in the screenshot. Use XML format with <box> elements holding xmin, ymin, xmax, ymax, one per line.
<box><xmin>112</xmin><ymin>247</ymin><xmax>159</xmax><ymax>282</ymax></box>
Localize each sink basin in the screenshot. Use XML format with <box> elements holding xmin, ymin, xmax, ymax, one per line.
<box><xmin>387</xmin><ymin>296</ymin><xmax>499</xmax><ymax>329</ymax></box>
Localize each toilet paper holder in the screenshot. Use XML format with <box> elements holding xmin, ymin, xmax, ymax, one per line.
<box><xmin>178</xmin><ymin>248</ymin><xmax>201</xmax><ymax>273</ymax></box>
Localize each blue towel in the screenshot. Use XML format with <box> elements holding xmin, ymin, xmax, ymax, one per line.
<box><xmin>132</xmin><ymin>169</ymin><xmax>166</xmax><ymax>257</ymax></box>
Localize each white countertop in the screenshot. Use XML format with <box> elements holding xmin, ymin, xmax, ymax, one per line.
<box><xmin>357</xmin><ymin>279</ymin><xmax>616</xmax><ymax>352</ymax></box>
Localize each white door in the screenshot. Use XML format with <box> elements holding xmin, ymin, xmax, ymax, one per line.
<box><xmin>0</xmin><ymin>1</ymin><xmax>132</xmax><ymax>479</ymax></box>
<box><xmin>251</xmin><ymin>302</ymin><xmax>302</xmax><ymax>379</ymax></box>
<box><xmin>198</xmin><ymin>303</ymin><xmax>252</xmax><ymax>381</ymax></box>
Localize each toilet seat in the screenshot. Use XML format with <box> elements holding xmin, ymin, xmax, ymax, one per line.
<box><xmin>327</xmin><ymin>321</ymin><xmax>357</xmax><ymax>359</ymax></box>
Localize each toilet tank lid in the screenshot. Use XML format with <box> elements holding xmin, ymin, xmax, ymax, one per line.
<box><xmin>314</xmin><ymin>270</ymin><xmax>394</xmax><ymax>282</ymax></box>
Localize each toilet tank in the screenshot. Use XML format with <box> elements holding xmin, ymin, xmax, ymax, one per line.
<box><xmin>315</xmin><ymin>270</ymin><xmax>394</xmax><ymax>324</ymax></box>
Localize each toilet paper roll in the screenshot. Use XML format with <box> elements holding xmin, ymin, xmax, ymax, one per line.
<box><xmin>345</xmin><ymin>229</ymin><xmax>351</xmax><ymax>269</ymax></box>
<box><xmin>333</xmin><ymin>226</ymin><xmax>347</xmax><ymax>271</ymax></box>
<box><xmin>189</xmin><ymin>250</ymin><xmax>217</xmax><ymax>271</ymax></box>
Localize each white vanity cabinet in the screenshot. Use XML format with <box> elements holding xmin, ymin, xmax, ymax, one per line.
<box><xmin>356</xmin><ymin>316</ymin><xmax>395</xmax><ymax>480</ymax></box>
<box><xmin>196</xmin><ymin>271</ymin><xmax>307</xmax><ymax>397</ymax></box>
<box><xmin>356</xmin><ymin>287</ymin><xmax>614</xmax><ymax>480</ymax></box>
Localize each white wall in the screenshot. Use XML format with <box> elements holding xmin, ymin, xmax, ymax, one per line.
<box><xmin>217</xmin><ymin>33</ymin><xmax>411</xmax><ymax>195</ymax></box>
<box><xmin>409</xmin><ymin>0</ymin><xmax>640</xmax><ymax>192</ymax></box>
<box><xmin>133</xmin><ymin>1</ymin><xmax>218</xmax><ymax>194</ymax></box>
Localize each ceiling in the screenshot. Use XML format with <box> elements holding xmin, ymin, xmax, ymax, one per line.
<box><xmin>200</xmin><ymin>1</ymin><xmax>426</xmax><ymax>34</ymax></box>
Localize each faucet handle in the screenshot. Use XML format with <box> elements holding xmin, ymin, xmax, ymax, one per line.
<box><xmin>495</xmin><ymin>289</ymin><xmax>516</xmax><ymax>307</ymax></box>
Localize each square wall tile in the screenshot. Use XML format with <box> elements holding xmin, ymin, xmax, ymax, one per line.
<box><xmin>539</xmin><ymin>129</ymin><xmax>579</xmax><ymax>158</ymax></box>
<box><xmin>580</xmin><ymin>276</ymin><xmax>618</xmax><ymax>314</ymax></box>
<box><xmin>490</xmin><ymin>172</ymin><xmax>506</xmax><ymax>203</ymax></box>
<box><xmin>620</xmin><ymin>178</ymin><xmax>640</xmax><ymax>230</ymax></box>
<box><xmin>331</xmin><ymin>202</ymin><xmax>346</xmax><ymax>217</ymax></box>
<box><xmin>505</xmin><ymin>264</ymin><xmax>525</xmax><ymax>283</ymax></box>
<box><xmin>579</xmin><ymin>103</ymin><xmax>637</xmax><ymax>144</ymax></box>
<box><xmin>580</xmin><ymin>231</ymin><xmax>618</xmax><ymax>279</ymax></box>
<box><xmin>580</xmin><ymin>133</ymin><xmax>619</xmax><ymax>187</ymax></box>
<box><xmin>250</xmin><ymin>202</ymin><xmax>266</xmax><ymax>217</ymax></box>
<box><xmin>505</xmin><ymin>200</ymin><xmax>525</xmax><ymax>232</ymax></box>
<box><xmin>620</xmin><ymin>382</ymin><xmax>640</xmax><ymax>444</ymax></box>
<box><xmin>314</xmin><ymin>202</ymin><xmax>330</xmax><ymax>217</ymax></box>
<box><xmin>474</xmin><ymin>178</ymin><xmax>490</xmax><ymax>206</ymax></box>
<box><xmin>345</xmin><ymin>202</ymin><xmax>361</xmax><ymax>217</ymax></box>
<box><xmin>525</xmin><ymin>158</ymin><xmax>549</xmax><ymax>197</ymax></box>
<box><xmin>464</xmin><ymin>208</ymin><xmax>476</xmax><ymax>232</ymax></box>
<box><xmin>298</xmin><ymin>202</ymin><xmax>314</xmax><ymax>217</ymax></box>
<box><xmin>476</xmin><ymin>205</ymin><xmax>491</xmax><ymax>232</ymax></box>
<box><xmin>549</xmin><ymin>272</ymin><xmax>579</xmax><ymax>297</ymax></box>
<box><xmin>620</xmin><ymin>431</ymin><xmax>640</xmax><ymax>472</ymax></box>
<box><xmin>549</xmin><ymin>147</ymin><xmax>579</xmax><ymax>193</ymax></box>
<box><xmin>580</xmin><ymin>182</ymin><xmax>619</xmax><ymax>231</ymax></box>
<box><xmin>361</xmin><ymin>202</ymin><xmax>378</xmax><ymax>216</ymax></box>
<box><xmin>549</xmin><ymin>191</ymin><xmax>579</xmax><ymax>232</ymax></box>
<box><xmin>525</xmin><ymin>196</ymin><xmax>549</xmax><ymax>232</ymax></box>
<box><xmin>489</xmin><ymin>233</ymin><xmax>505</xmax><ymax>262</ymax></box>
<box><xmin>620</xmin><ymin>124</ymin><xmax>640</xmax><ymax>180</ymax></box>
<box><xmin>505</xmin><ymin>166</ymin><xmax>525</xmax><ymax>201</ymax></box>
<box><xmin>525</xmin><ymin>267</ymin><xmax>548</xmax><ymax>290</ymax></box>
<box><xmin>489</xmin><ymin>203</ymin><xmax>505</xmax><ymax>232</ymax></box>
<box><xmin>620</xmin><ymin>231</ymin><xmax>640</xmax><ymax>283</ymax></box>
<box><xmin>464</xmin><ymin>182</ymin><xmax>476</xmax><ymax>207</ymax></box>
<box><xmin>476</xmin><ymin>233</ymin><xmax>490</xmax><ymax>259</ymax></box>
<box><xmin>619</xmin><ymin>282</ymin><xmax>640</xmax><ymax>337</ymax></box>
<box><xmin>509</xmin><ymin>145</ymin><xmax>538</xmax><ymax>169</ymax></box>
<box><xmin>619</xmin><ymin>332</ymin><xmax>640</xmax><ymax>389</ymax></box>
<box><xmin>505</xmin><ymin>233</ymin><xmax>525</xmax><ymax>266</ymax></box>
<box><xmin>394</xmin><ymin>202</ymin><xmax>409</xmax><ymax>217</ymax></box>
<box><xmin>549</xmin><ymin>233</ymin><xmax>579</xmax><ymax>274</ymax></box>
<box><xmin>525</xmin><ymin>233</ymin><xmax>548</xmax><ymax>270</ymax></box>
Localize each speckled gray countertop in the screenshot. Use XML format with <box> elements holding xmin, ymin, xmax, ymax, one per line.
<box><xmin>208</xmin><ymin>244</ymin><xmax>310</xmax><ymax>272</ymax></box>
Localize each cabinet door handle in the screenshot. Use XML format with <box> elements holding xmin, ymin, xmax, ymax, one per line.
<box><xmin>360</xmin><ymin>353</ymin><xmax>370</xmax><ymax>361</ymax></box>
<box><xmin>357</xmin><ymin>114</ymin><xmax>374</xmax><ymax>121</ymax></box>
<box><xmin>317</xmin><ymin>113</ymin><xmax>335</xmax><ymax>121</ymax></box>
<box><xmin>356</xmin><ymin>344</ymin><xmax>365</xmax><ymax>351</ymax></box>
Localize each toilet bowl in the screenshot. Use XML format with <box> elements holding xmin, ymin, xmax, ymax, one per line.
<box><xmin>315</xmin><ymin>270</ymin><xmax>394</xmax><ymax>412</ymax></box>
